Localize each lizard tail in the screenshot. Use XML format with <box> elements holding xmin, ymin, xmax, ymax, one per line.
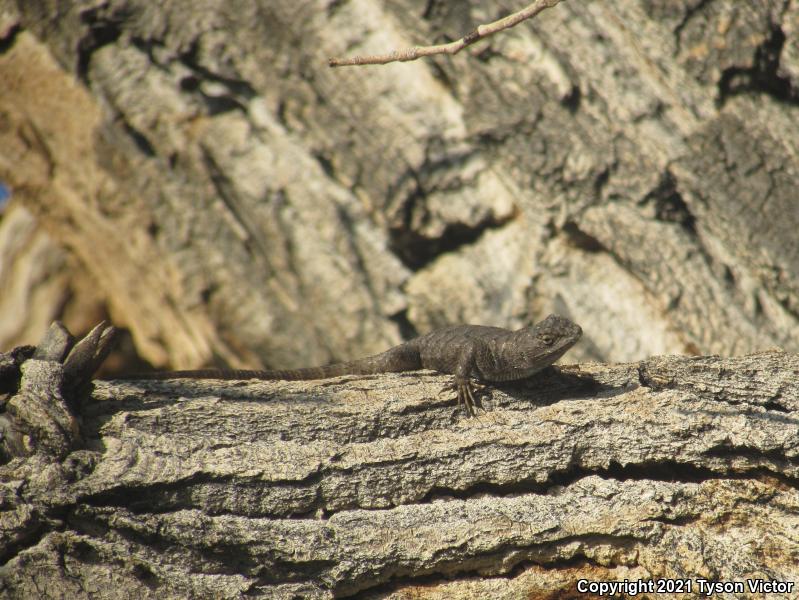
<box><xmin>121</xmin><ymin>343</ymin><xmax>421</xmax><ymax>382</ymax></box>
<box><xmin>122</xmin><ymin>368</ymin><xmax>326</xmax><ymax>381</ymax></box>
<box><xmin>121</xmin><ymin>366</ymin><xmax>358</xmax><ymax>381</ymax></box>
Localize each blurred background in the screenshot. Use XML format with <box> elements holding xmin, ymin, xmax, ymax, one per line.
<box><xmin>1</xmin><ymin>0</ymin><xmax>797</xmax><ymax>375</ymax></box>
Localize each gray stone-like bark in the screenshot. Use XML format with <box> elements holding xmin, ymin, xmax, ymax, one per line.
<box><xmin>1</xmin><ymin>0</ymin><xmax>798</xmax><ymax>368</ymax></box>
<box><xmin>2</xmin><ymin>0</ymin><xmax>799</xmax><ymax>597</ymax></box>
<box><xmin>2</xmin><ymin>345</ymin><xmax>798</xmax><ymax>598</ymax></box>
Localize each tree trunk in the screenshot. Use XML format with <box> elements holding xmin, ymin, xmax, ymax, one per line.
<box><xmin>1</xmin><ymin>0</ymin><xmax>798</xmax><ymax>366</ymax></box>
<box><xmin>1</xmin><ymin>330</ymin><xmax>798</xmax><ymax>598</ymax></box>
<box><xmin>2</xmin><ymin>0</ymin><xmax>799</xmax><ymax>597</ymax></box>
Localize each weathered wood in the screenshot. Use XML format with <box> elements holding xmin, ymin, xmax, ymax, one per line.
<box><xmin>2</xmin><ymin>0</ymin><xmax>799</xmax><ymax>597</ymax></box>
<box><xmin>1</xmin><ymin>0</ymin><xmax>798</xmax><ymax>368</ymax></box>
<box><xmin>2</xmin><ymin>345</ymin><xmax>798</xmax><ymax>598</ymax></box>
<box><xmin>0</xmin><ymin>322</ymin><xmax>117</xmax><ymax>459</ymax></box>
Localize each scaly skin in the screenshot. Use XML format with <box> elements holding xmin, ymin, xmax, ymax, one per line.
<box><xmin>126</xmin><ymin>314</ymin><xmax>582</xmax><ymax>416</ymax></box>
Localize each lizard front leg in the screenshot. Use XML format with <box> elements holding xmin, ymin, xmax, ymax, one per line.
<box><xmin>422</xmin><ymin>339</ymin><xmax>490</xmax><ymax>417</ymax></box>
<box><xmin>456</xmin><ymin>347</ymin><xmax>488</xmax><ymax>417</ymax></box>
<box><xmin>457</xmin><ymin>375</ymin><xmax>485</xmax><ymax>416</ymax></box>
<box><xmin>439</xmin><ymin>377</ymin><xmax>484</xmax><ymax>416</ymax></box>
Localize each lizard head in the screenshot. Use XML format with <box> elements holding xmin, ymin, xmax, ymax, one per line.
<box><xmin>486</xmin><ymin>314</ymin><xmax>582</xmax><ymax>381</ymax></box>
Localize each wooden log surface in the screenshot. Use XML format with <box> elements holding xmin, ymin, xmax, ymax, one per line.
<box><xmin>2</xmin><ymin>0</ymin><xmax>799</xmax><ymax>597</ymax></box>
<box><xmin>2</xmin><ymin>342</ymin><xmax>798</xmax><ymax>598</ymax></box>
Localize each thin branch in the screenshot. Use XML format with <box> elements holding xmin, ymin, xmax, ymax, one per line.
<box><xmin>328</xmin><ymin>0</ymin><xmax>566</xmax><ymax>68</ymax></box>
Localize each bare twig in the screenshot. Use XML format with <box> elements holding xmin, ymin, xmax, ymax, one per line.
<box><xmin>328</xmin><ymin>0</ymin><xmax>565</xmax><ymax>67</ymax></box>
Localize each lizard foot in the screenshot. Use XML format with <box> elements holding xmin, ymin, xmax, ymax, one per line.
<box><xmin>440</xmin><ymin>379</ymin><xmax>486</xmax><ymax>417</ymax></box>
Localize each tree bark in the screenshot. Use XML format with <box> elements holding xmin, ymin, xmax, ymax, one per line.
<box><xmin>1</xmin><ymin>332</ymin><xmax>798</xmax><ymax>598</ymax></box>
<box><xmin>2</xmin><ymin>0</ymin><xmax>799</xmax><ymax>597</ymax></box>
<box><xmin>1</xmin><ymin>0</ymin><xmax>798</xmax><ymax>367</ymax></box>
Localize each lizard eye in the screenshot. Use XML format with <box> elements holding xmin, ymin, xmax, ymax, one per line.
<box><xmin>540</xmin><ymin>334</ymin><xmax>553</xmax><ymax>345</ymax></box>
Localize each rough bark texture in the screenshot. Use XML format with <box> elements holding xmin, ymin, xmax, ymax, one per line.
<box><xmin>1</xmin><ymin>0</ymin><xmax>798</xmax><ymax>367</ymax></box>
<box><xmin>1</xmin><ymin>342</ymin><xmax>799</xmax><ymax>598</ymax></box>
<box><xmin>2</xmin><ymin>0</ymin><xmax>799</xmax><ymax>597</ymax></box>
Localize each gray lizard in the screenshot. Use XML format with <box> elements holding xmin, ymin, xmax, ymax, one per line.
<box><xmin>128</xmin><ymin>314</ymin><xmax>582</xmax><ymax>416</ymax></box>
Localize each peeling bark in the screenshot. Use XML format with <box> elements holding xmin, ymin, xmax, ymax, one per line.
<box><xmin>1</xmin><ymin>0</ymin><xmax>798</xmax><ymax>367</ymax></box>
<box><xmin>2</xmin><ymin>331</ymin><xmax>798</xmax><ymax>597</ymax></box>
<box><xmin>2</xmin><ymin>0</ymin><xmax>799</xmax><ymax>597</ymax></box>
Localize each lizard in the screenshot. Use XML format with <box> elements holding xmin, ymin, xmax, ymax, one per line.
<box><xmin>126</xmin><ymin>314</ymin><xmax>582</xmax><ymax>416</ymax></box>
